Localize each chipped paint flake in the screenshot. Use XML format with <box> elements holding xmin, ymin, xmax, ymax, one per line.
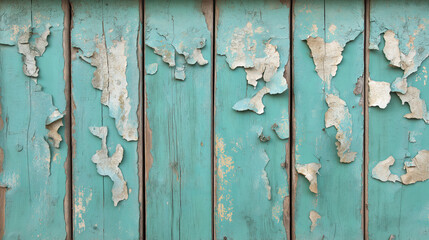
<box><xmin>272</xmin><ymin>121</ymin><xmax>289</xmax><ymax>140</ymax></box>
<box><xmin>383</xmin><ymin>30</ymin><xmax>417</xmax><ymax>78</ymax></box>
<box><xmin>146</xmin><ymin>63</ymin><xmax>158</xmax><ymax>75</ymax></box>
<box><xmin>354</xmin><ymin>76</ymin><xmax>364</xmax><ymax>106</ymax></box>
<box><xmin>309</xmin><ymin>210</ymin><xmax>321</xmax><ymax>232</ymax></box>
<box><xmin>401</xmin><ymin>150</ymin><xmax>429</xmax><ymax>185</ymax></box>
<box><xmin>372</xmin><ymin>156</ymin><xmax>401</xmax><ymax>183</ymax></box>
<box><xmin>325</xmin><ymin>94</ymin><xmax>356</xmax><ymax>163</ymax></box>
<box><xmin>46</xmin><ymin>119</ymin><xmax>63</xmax><ymax>148</ymax></box>
<box><xmin>306</xmin><ymin>37</ymin><xmax>343</xmax><ymax>88</ymax></box>
<box><xmin>391</xmin><ymin>77</ymin><xmax>407</xmax><ymax>94</ymax></box>
<box><xmin>233</xmin><ymin>87</ymin><xmax>270</xmax><ymax>114</ymax></box>
<box><xmin>244</xmin><ymin>42</ymin><xmax>282</xmax><ymax>88</ymax></box>
<box><xmin>256</xmin><ymin>127</ymin><xmax>271</xmax><ymax>142</ymax></box>
<box><xmin>368</xmin><ymin>79</ymin><xmax>391</xmax><ymax>109</ymax></box>
<box><xmin>296</xmin><ymin>163</ymin><xmax>321</xmax><ymax>194</ymax></box>
<box><xmin>86</xmin><ymin>36</ymin><xmax>138</xmax><ymax>141</ymax></box>
<box><xmin>89</xmin><ymin>126</ymin><xmax>128</xmax><ymax>206</ymax></box>
<box><xmin>397</xmin><ymin>86</ymin><xmax>429</xmax><ymax>124</ymax></box>
<box><xmin>145</xmin><ymin>16</ymin><xmax>209</xmax><ymax>80</ymax></box>
<box><xmin>17</xmin><ymin>24</ymin><xmax>51</xmax><ymax>79</ymax></box>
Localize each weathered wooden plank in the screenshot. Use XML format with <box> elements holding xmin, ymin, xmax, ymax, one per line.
<box><xmin>0</xmin><ymin>0</ymin><xmax>69</xmax><ymax>238</ymax></box>
<box><xmin>71</xmin><ymin>0</ymin><xmax>141</xmax><ymax>238</ymax></box>
<box><xmin>293</xmin><ymin>0</ymin><xmax>364</xmax><ymax>239</ymax></box>
<box><xmin>215</xmin><ymin>0</ymin><xmax>290</xmax><ymax>239</ymax></box>
<box><xmin>368</xmin><ymin>1</ymin><xmax>429</xmax><ymax>239</ymax></box>
<box><xmin>144</xmin><ymin>0</ymin><xmax>213</xmax><ymax>239</ymax></box>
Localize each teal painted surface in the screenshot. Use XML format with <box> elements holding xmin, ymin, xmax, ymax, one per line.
<box><xmin>0</xmin><ymin>0</ymin><xmax>68</xmax><ymax>239</ymax></box>
<box><xmin>215</xmin><ymin>0</ymin><xmax>290</xmax><ymax>239</ymax></box>
<box><xmin>293</xmin><ymin>0</ymin><xmax>364</xmax><ymax>239</ymax></box>
<box><xmin>368</xmin><ymin>1</ymin><xmax>429</xmax><ymax>239</ymax></box>
<box><xmin>71</xmin><ymin>0</ymin><xmax>140</xmax><ymax>238</ymax></box>
<box><xmin>144</xmin><ymin>0</ymin><xmax>213</xmax><ymax>239</ymax></box>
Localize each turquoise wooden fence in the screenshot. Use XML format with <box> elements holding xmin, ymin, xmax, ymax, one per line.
<box><xmin>0</xmin><ymin>0</ymin><xmax>429</xmax><ymax>239</ymax></box>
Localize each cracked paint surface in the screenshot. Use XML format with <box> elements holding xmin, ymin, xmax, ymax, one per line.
<box><xmin>71</xmin><ymin>1</ymin><xmax>140</xmax><ymax>238</ymax></box>
<box><xmin>89</xmin><ymin>126</ymin><xmax>128</xmax><ymax>206</ymax></box>
<box><xmin>294</xmin><ymin>0</ymin><xmax>364</xmax><ymax>238</ymax></box>
<box><xmin>215</xmin><ymin>1</ymin><xmax>290</xmax><ymax>238</ymax></box>
<box><xmin>217</xmin><ymin>4</ymin><xmax>289</xmax><ymax>116</ymax></box>
<box><xmin>0</xmin><ymin>1</ymin><xmax>68</xmax><ymax>238</ymax></box>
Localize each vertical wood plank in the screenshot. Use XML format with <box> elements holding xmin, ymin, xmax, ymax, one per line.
<box><xmin>0</xmin><ymin>0</ymin><xmax>69</xmax><ymax>238</ymax></box>
<box><xmin>293</xmin><ymin>0</ymin><xmax>364</xmax><ymax>239</ymax></box>
<box><xmin>215</xmin><ymin>0</ymin><xmax>290</xmax><ymax>239</ymax></box>
<box><xmin>368</xmin><ymin>0</ymin><xmax>429</xmax><ymax>239</ymax></box>
<box><xmin>144</xmin><ymin>0</ymin><xmax>213</xmax><ymax>239</ymax></box>
<box><xmin>71</xmin><ymin>0</ymin><xmax>141</xmax><ymax>238</ymax></box>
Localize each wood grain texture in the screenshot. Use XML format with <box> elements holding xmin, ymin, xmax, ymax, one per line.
<box><xmin>368</xmin><ymin>0</ymin><xmax>429</xmax><ymax>239</ymax></box>
<box><xmin>215</xmin><ymin>0</ymin><xmax>290</xmax><ymax>239</ymax></box>
<box><xmin>0</xmin><ymin>0</ymin><xmax>69</xmax><ymax>238</ymax></box>
<box><xmin>144</xmin><ymin>0</ymin><xmax>213</xmax><ymax>239</ymax></box>
<box><xmin>293</xmin><ymin>0</ymin><xmax>364</xmax><ymax>239</ymax></box>
<box><xmin>71</xmin><ymin>0</ymin><xmax>140</xmax><ymax>238</ymax></box>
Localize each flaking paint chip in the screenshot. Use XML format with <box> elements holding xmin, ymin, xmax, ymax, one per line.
<box><xmin>401</xmin><ymin>150</ymin><xmax>429</xmax><ymax>185</ymax></box>
<box><xmin>233</xmin><ymin>87</ymin><xmax>270</xmax><ymax>114</ymax></box>
<box><xmin>368</xmin><ymin>79</ymin><xmax>391</xmax><ymax>109</ymax></box>
<box><xmin>325</xmin><ymin>94</ymin><xmax>356</xmax><ymax>163</ymax></box>
<box><xmin>89</xmin><ymin>126</ymin><xmax>128</xmax><ymax>206</ymax></box>
<box><xmin>306</xmin><ymin>37</ymin><xmax>343</xmax><ymax>89</ymax></box>
<box><xmin>372</xmin><ymin>156</ymin><xmax>401</xmax><ymax>183</ymax></box>
<box><xmin>296</xmin><ymin>163</ymin><xmax>321</xmax><ymax>194</ymax></box>
<box><xmin>397</xmin><ymin>86</ymin><xmax>429</xmax><ymax>124</ymax></box>
<box><xmin>309</xmin><ymin>210</ymin><xmax>321</xmax><ymax>232</ymax></box>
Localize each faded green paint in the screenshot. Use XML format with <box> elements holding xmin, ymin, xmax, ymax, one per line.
<box><xmin>0</xmin><ymin>0</ymin><xmax>68</xmax><ymax>239</ymax></box>
<box><xmin>215</xmin><ymin>0</ymin><xmax>290</xmax><ymax>239</ymax></box>
<box><xmin>293</xmin><ymin>0</ymin><xmax>364</xmax><ymax>239</ymax></box>
<box><xmin>144</xmin><ymin>0</ymin><xmax>213</xmax><ymax>239</ymax></box>
<box><xmin>368</xmin><ymin>0</ymin><xmax>429</xmax><ymax>239</ymax></box>
<box><xmin>71</xmin><ymin>0</ymin><xmax>140</xmax><ymax>238</ymax></box>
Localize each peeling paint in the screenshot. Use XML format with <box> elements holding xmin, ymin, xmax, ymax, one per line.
<box><xmin>145</xmin><ymin>10</ymin><xmax>209</xmax><ymax>80</ymax></box>
<box><xmin>272</xmin><ymin>121</ymin><xmax>289</xmax><ymax>140</ymax></box>
<box><xmin>17</xmin><ymin>24</ymin><xmax>51</xmax><ymax>79</ymax></box>
<box><xmin>401</xmin><ymin>150</ymin><xmax>429</xmax><ymax>185</ymax></box>
<box><xmin>296</xmin><ymin>163</ymin><xmax>321</xmax><ymax>194</ymax></box>
<box><xmin>397</xmin><ymin>86</ymin><xmax>429</xmax><ymax>123</ymax></box>
<box><xmin>368</xmin><ymin>79</ymin><xmax>391</xmax><ymax>109</ymax></box>
<box><xmin>383</xmin><ymin>30</ymin><xmax>417</xmax><ymax>78</ymax></box>
<box><xmin>256</xmin><ymin>127</ymin><xmax>271</xmax><ymax>142</ymax></box>
<box><xmin>372</xmin><ymin>156</ymin><xmax>401</xmax><ymax>183</ymax></box>
<box><xmin>391</xmin><ymin>77</ymin><xmax>407</xmax><ymax>94</ymax></box>
<box><xmin>84</xmin><ymin>36</ymin><xmax>138</xmax><ymax>141</ymax></box>
<box><xmin>89</xmin><ymin>126</ymin><xmax>128</xmax><ymax>206</ymax></box>
<box><xmin>218</xmin><ymin>20</ymin><xmax>289</xmax><ymax>114</ymax></box>
<box><xmin>325</xmin><ymin>94</ymin><xmax>356</xmax><ymax>163</ymax></box>
<box><xmin>309</xmin><ymin>210</ymin><xmax>321</xmax><ymax>232</ymax></box>
<box><xmin>146</xmin><ymin>63</ymin><xmax>158</xmax><ymax>75</ymax></box>
<box><xmin>306</xmin><ymin>37</ymin><xmax>343</xmax><ymax>89</ymax></box>
<box><xmin>233</xmin><ymin>87</ymin><xmax>269</xmax><ymax>114</ymax></box>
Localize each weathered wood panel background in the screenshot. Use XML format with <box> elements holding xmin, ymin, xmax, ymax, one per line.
<box><xmin>0</xmin><ymin>0</ymin><xmax>429</xmax><ymax>239</ymax></box>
